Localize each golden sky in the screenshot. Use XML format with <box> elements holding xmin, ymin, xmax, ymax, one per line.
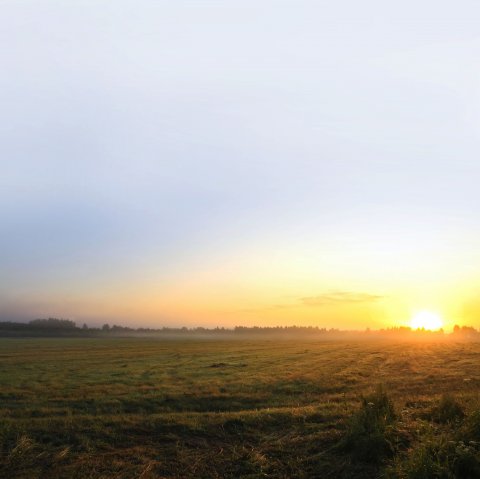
<box><xmin>2</xmin><ymin>1</ymin><xmax>480</xmax><ymax>330</ymax></box>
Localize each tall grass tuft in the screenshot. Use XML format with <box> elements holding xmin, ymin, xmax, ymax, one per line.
<box><xmin>388</xmin><ymin>436</ymin><xmax>480</xmax><ymax>479</ymax></box>
<box><xmin>339</xmin><ymin>385</ymin><xmax>396</xmax><ymax>463</ymax></box>
<box><xmin>389</xmin><ymin>400</ymin><xmax>480</xmax><ymax>478</ymax></box>
<box><xmin>429</xmin><ymin>394</ymin><xmax>465</xmax><ymax>424</ymax></box>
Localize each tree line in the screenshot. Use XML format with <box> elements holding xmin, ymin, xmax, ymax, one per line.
<box><xmin>0</xmin><ymin>318</ymin><xmax>479</xmax><ymax>339</ymax></box>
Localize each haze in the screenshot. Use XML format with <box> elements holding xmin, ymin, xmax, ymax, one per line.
<box><xmin>2</xmin><ymin>1</ymin><xmax>480</xmax><ymax>330</ymax></box>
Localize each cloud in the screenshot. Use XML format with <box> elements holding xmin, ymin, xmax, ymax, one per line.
<box><xmin>300</xmin><ymin>291</ymin><xmax>384</xmax><ymax>307</ymax></box>
<box><xmin>234</xmin><ymin>290</ymin><xmax>384</xmax><ymax>314</ymax></box>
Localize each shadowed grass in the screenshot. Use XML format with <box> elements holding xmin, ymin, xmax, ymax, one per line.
<box><xmin>428</xmin><ymin>394</ymin><xmax>465</xmax><ymax>424</ymax></box>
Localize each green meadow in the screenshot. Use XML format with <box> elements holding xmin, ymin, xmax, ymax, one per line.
<box><xmin>2</xmin><ymin>338</ymin><xmax>480</xmax><ymax>478</ymax></box>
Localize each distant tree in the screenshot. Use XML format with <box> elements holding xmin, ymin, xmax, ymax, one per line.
<box><xmin>102</xmin><ymin>323</ymin><xmax>110</xmax><ymax>331</ymax></box>
<box><xmin>82</xmin><ymin>323</ymin><xmax>88</xmax><ymax>330</ymax></box>
<box><xmin>29</xmin><ymin>318</ymin><xmax>76</xmax><ymax>329</ymax></box>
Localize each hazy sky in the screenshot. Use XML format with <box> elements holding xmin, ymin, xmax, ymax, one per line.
<box><xmin>2</xmin><ymin>1</ymin><xmax>480</xmax><ymax>329</ymax></box>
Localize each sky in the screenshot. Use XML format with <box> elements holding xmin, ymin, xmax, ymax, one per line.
<box><xmin>2</xmin><ymin>1</ymin><xmax>480</xmax><ymax>330</ymax></box>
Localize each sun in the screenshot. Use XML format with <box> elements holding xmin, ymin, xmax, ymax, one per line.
<box><xmin>410</xmin><ymin>310</ymin><xmax>444</xmax><ymax>331</ymax></box>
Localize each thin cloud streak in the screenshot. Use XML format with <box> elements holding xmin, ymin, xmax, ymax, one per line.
<box><xmin>235</xmin><ymin>291</ymin><xmax>384</xmax><ymax>314</ymax></box>
<box><xmin>301</xmin><ymin>292</ymin><xmax>384</xmax><ymax>307</ymax></box>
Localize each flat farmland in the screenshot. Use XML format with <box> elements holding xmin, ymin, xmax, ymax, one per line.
<box><xmin>1</xmin><ymin>338</ymin><xmax>480</xmax><ymax>478</ymax></box>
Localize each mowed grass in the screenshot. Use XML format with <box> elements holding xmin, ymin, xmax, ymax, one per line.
<box><xmin>1</xmin><ymin>338</ymin><xmax>480</xmax><ymax>478</ymax></box>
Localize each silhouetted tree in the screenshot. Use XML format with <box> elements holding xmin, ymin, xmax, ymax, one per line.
<box><xmin>29</xmin><ymin>318</ymin><xmax>76</xmax><ymax>329</ymax></box>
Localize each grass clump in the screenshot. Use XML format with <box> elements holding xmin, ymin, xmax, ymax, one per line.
<box><xmin>389</xmin><ymin>401</ymin><xmax>480</xmax><ymax>479</ymax></box>
<box><xmin>463</xmin><ymin>410</ymin><xmax>480</xmax><ymax>441</ymax></box>
<box><xmin>389</xmin><ymin>435</ymin><xmax>448</xmax><ymax>479</ymax></box>
<box><xmin>389</xmin><ymin>436</ymin><xmax>480</xmax><ymax>479</ymax></box>
<box><xmin>339</xmin><ymin>385</ymin><xmax>396</xmax><ymax>463</ymax></box>
<box><xmin>429</xmin><ymin>394</ymin><xmax>465</xmax><ymax>424</ymax></box>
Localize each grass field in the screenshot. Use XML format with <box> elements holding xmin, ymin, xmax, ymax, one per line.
<box><xmin>2</xmin><ymin>338</ymin><xmax>480</xmax><ymax>478</ymax></box>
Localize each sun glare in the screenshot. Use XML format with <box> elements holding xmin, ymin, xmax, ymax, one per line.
<box><xmin>410</xmin><ymin>310</ymin><xmax>443</xmax><ymax>331</ymax></box>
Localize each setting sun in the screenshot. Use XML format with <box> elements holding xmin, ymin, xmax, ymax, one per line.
<box><xmin>410</xmin><ymin>310</ymin><xmax>444</xmax><ymax>331</ymax></box>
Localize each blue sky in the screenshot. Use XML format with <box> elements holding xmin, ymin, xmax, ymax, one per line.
<box><xmin>2</xmin><ymin>1</ymin><xmax>480</xmax><ymax>327</ymax></box>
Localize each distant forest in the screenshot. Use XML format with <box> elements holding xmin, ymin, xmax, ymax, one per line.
<box><xmin>0</xmin><ymin>318</ymin><xmax>479</xmax><ymax>339</ymax></box>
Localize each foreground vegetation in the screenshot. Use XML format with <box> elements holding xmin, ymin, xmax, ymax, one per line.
<box><xmin>2</xmin><ymin>338</ymin><xmax>480</xmax><ymax>477</ymax></box>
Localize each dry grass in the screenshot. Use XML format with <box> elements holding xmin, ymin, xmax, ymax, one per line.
<box><xmin>1</xmin><ymin>338</ymin><xmax>480</xmax><ymax>477</ymax></box>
